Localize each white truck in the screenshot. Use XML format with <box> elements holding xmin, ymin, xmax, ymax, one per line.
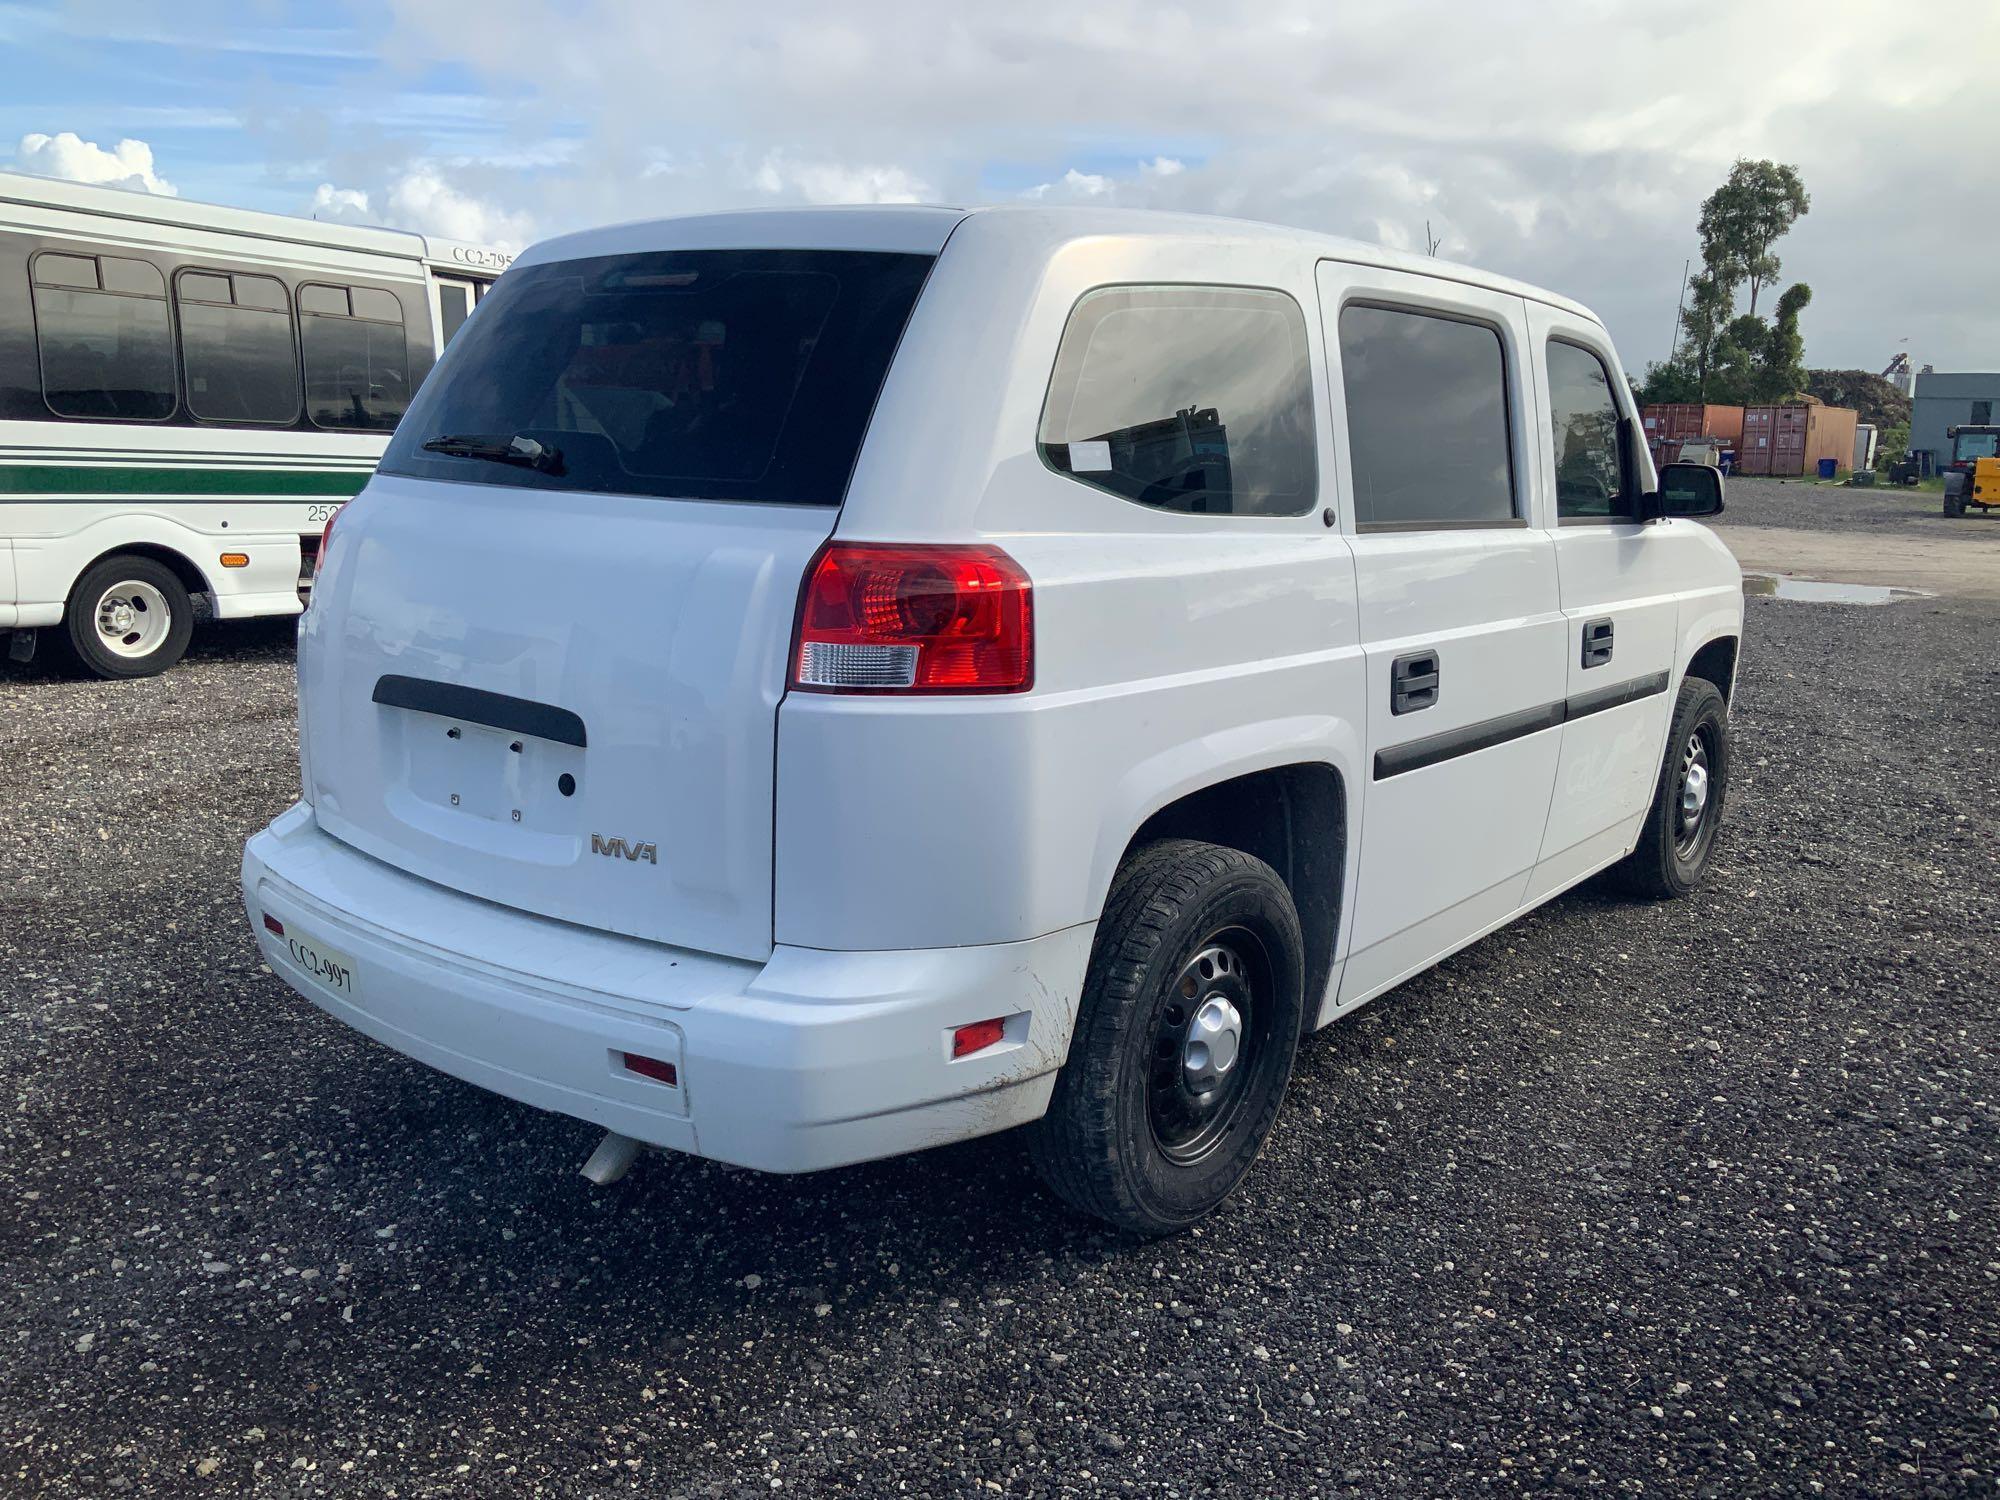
<box><xmin>243</xmin><ymin>205</ymin><xmax>1742</xmax><ymax>1233</ymax></box>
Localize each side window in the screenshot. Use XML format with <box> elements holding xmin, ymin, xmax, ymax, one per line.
<box><xmin>175</xmin><ymin>270</ymin><xmax>301</xmax><ymax>425</ymax></box>
<box><xmin>300</xmin><ymin>283</ymin><xmax>411</xmax><ymax>431</ymax></box>
<box><xmin>30</xmin><ymin>252</ymin><xmax>175</xmax><ymax>421</ymax></box>
<box><xmin>1038</xmin><ymin>285</ymin><xmax>1316</xmax><ymax>517</ymax></box>
<box><xmin>1339</xmin><ymin>303</ymin><xmax>1515</xmax><ymax>528</ymax></box>
<box><xmin>1546</xmin><ymin>339</ymin><xmax>1632</xmax><ymax>521</ymax></box>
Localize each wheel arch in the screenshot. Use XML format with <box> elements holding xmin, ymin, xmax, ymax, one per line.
<box><xmin>68</xmin><ymin>542</ymin><xmax>214</xmax><ymax>609</ymax></box>
<box><xmin>1684</xmin><ymin>632</ymin><xmax>1740</xmax><ymax>704</ymax></box>
<box><xmin>1109</xmin><ymin>757</ymin><xmax>1349</xmax><ymax>1033</ymax></box>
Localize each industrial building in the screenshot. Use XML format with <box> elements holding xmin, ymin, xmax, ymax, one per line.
<box><xmin>1912</xmin><ymin>371</ymin><xmax>2000</xmax><ymax>470</ymax></box>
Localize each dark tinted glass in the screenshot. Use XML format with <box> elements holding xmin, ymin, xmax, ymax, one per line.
<box><xmin>33</xmin><ymin>281</ymin><xmax>175</xmax><ymax>421</ymax></box>
<box><xmin>351</xmin><ymin>288</ymin><xmax>401</xmax><ymax>323</ymax></box>
<box><xmin>303</xmin><ymin>315</ymin><xmax>410</xmax><ymax>431</ymax></box>
<box><xmin>99</xmin><ymin>257</ymin><xmax>164</xmax><ymax>297</ymax></box>
<box><xmin>234</xmin><ymin>274</ymin><xmax>289</xmax><ymax>313</ymax></box>
<box><xmin>380</xmin><ymin>249</ymin><xmax>934</xmax><ymax>504</ymax></box>
<box><xmin>1547</xmin><ymin>339</ymin><xmax>1630</xmax><ymax>520</ymax></box>
<box><xmin>1039</xmin><ymin>286</ymin><xmax>1315</xmax><ymax>516</ymax></box>
<box><xmin>178</xmin><ymin>287</ymin><xmax>300</xmax><ymax>425</ymax></box>
<box><xmin>438</xmin><ymin>282</ymin><xmax>472</xmax><ymax>347</ymax></box>
<box><xmin>298</xmin><ymin>284</ymin><xmax>347</xmax><ymax>317</ymax></box>
<box><xmin>180</xmin><ymin>272</ymin><xmax>231</xmax><ymax>304</ymax></box>
<box><xmin>1339</xmin><ymin>304</ymin><xmax>1515</xmax><ymax>526</ymax></box>
<box><xmin>34</xmin><ymin>254</ymin><xmax>97</xmax><ymax>290</ymax></box>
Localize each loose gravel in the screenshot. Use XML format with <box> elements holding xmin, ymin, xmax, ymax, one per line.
<box><xmin>3</xmin><ymin>531</ymin><xmax>1997</xmax><ymax>1496</ymax></box>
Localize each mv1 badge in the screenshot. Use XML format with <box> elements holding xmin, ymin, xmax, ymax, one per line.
<box><xmin>591</xmin><ymin>833</ymin><xmax>658</xmax><ymax>865</ymax></box>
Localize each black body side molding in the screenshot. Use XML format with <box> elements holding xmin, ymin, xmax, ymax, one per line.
<box><xmin>372</xmin><ymin>674</ymin><xmax>588</xmax><ymax>748</ymax></box>
<box><xmin>1372</xmin><ymin>670</ymin><xmax>1670</xmax><ymax>780</ymax></box>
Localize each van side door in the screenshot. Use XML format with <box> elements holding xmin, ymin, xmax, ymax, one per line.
<box><xmin>1316</xmin><ymin>264</ymin><xmax>1567</xmax><ymax>1010</ymax></box>
<box><xmin>1521</xmin><ymin>307</ymin><xmax>1680</xmax><ymax>901</ymax></box>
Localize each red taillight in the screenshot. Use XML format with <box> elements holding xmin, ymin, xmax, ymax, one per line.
<box><xmin>951</xmin><ymin>1017</ymin><xmax>1007</xmax><ymax>1058</ymax></box>
<box><xmin>315</xmin><ymin>503</ymin><xmax>346</xmax><ymax>573</ymax></box>
<box><xmin>790</xmin><ymin>542</ymin><xmax>1032</xmax><ymax>694</ymax></box>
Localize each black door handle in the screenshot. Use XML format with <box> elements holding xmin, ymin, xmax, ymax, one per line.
<box><xmin>1581</xmin><ymin>618</ymin><xmax>1614</xmax><ymax>669</ymax></box>
<box><xmin>1391</xmin><ymin>650</ymin><xmax>1439</xmax><ymax>714</ymax></box>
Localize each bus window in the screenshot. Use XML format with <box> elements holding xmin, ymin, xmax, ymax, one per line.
<box><xmin>300</xmin><ymin>282</ymin><xmax>411</xmax><ymax>431</ymax></box>
<box><xmin>175</xmin><ymin>270</ymin><xmax>301</xmax><ymax>425</ymax></box>
<box><xmin>31</xmin><ymin>252</ymin><xmax>176</xmax><ymax>421</ymax></box>
<box><xmin>435</xmin><ymin>278</ymin><xmax>477</xmax><ymax>347</ymax></box>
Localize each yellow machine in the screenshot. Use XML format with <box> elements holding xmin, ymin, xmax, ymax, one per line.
<box><xmin>1943</xmin><ymin>426</ymin><xmax>1999</xmax><ymax>516</ymax></box>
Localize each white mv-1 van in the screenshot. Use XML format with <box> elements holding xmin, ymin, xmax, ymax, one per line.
<box><xmin>243</xmin><ymin>206</ymin><xmax>1741</xmax><ymax>1233</ymax></box>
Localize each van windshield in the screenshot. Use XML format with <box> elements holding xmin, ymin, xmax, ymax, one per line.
<box><xmin>379</xmin><ymin>248</ymin><xmax>933</xmax><ymax>505</ymax></box>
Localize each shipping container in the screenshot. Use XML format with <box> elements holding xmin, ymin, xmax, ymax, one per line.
<box><xmin>1641</xmin><ymin>403</ymin><xmax>1746</xmax><ymax>445</ymax></box>
<box><xmin>1738</xmin><ymin>403</ymin><xmax>1859</xmax><ymax>477</ymax></box>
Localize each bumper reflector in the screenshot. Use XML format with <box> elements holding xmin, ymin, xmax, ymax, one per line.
<box><xmin>951</xmin><ymin>1017</ymin><xmax>1007</xmax><ymax>1058</ymax></box>
<box><xmin>622</xmin><ymin>1051</ymin><xmax>678</xmax><ymax>1087</ymax></box>
<box><xmin>262</xmin><ymin>913</ymin><xmax>285</xmax><ymax>937</ymax></box>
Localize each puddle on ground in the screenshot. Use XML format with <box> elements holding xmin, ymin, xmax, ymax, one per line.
<box><xmin>1743</xmin><ymin>574</ymin><xmax>1933</xmax><ymax>606</ymax></box>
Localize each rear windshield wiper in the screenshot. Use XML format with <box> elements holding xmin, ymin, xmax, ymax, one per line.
<box><xmin>420</xmin><ymin>433</ymin><xmax>565</xmax><ymax>475</ymax></box>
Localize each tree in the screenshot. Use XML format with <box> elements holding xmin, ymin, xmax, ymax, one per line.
<box><xmin>1677</xmin><ymin>270</ymin><xmax>1737</xmax><ymax>399</ymax></box>
<box><xmin>1697</xmin><ymin>159</ymin><xmax>1810</xmax><ymax>320</ymax></box>
<box><xmin>1756</xmin><ymin>283</ymin><xmax>1811</xmax><ymax>401</ymax></box>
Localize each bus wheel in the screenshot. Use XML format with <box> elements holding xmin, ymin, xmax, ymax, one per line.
<box><xmin>65</xmin><ymin>555</ymin><xmax>194</xmax><ymax>679</ymax></box>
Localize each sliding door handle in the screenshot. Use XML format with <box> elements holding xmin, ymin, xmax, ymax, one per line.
<box><xmin>1581</xmin><ymin>618</ymin><xmax>1614</xmax><ymax>669</ymax></box>
<box><xmin>1391</xmin><ymin>651</ymin><xmax>1439</xmax><ymax>715</ymax></box>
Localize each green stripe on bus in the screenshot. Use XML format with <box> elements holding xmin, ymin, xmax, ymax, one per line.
<box><xmin>0</xmin><ymin>464</ymin><xmax>371</xmax><ymax>497</ymax></box>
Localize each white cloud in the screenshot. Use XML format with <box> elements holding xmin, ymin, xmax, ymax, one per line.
<box><xmin>751</xmin><ymin>152</ymin><xmax>930</xmax><ymax>205</ymax></box>
<box><xmin>309</xmin><ymin>182</ymin><xmax>371</xmax><ymax>219</ymax></box>
<box><xmin>383</xmin><ymin>167</ymin><xmax>534</xmax><ymax>249</ymax></box>
<box><xmin>14</xmin><ymin>131</ymin><xmax>175</xmax><ymax>195</ymax></box>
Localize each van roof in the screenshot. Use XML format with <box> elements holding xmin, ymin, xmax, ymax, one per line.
<box><xmin>0</xmin><ymin>168</ymin><xmax>510</xmax><ymax>271</ymax></box>
<box><xmin>512</xmin><ymin>202</ymin><xmax>1600</xmax><ymax>324</ymax></box>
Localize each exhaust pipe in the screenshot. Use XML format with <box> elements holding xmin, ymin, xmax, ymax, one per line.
<box><xmin>579</xmin><ymin>1130</ymin><xmax>642</xmax><ymax>1186</ymax></box>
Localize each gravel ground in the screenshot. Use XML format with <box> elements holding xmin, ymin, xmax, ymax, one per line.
<box><xmin>4</xmin><ymin>532</ymin><xmax>1998</xmax><ymax>1496</ymax></box>
<box><xmin>1712</xmin><ymin>473</ymin><xmax>1969</xmax><ymax>538</ymax></box>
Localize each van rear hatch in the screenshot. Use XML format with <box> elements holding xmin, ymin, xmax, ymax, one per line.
<box><xmin>299</xmin><ymin>241</ymin><xmax>941</xmax><ymax>961</ymax></box>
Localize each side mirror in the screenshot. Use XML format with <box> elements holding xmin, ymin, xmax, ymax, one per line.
<box><xmin>1653</xmin><ymin>461</ymin><xmax>1724</xmax><ymax>518</ymax></box>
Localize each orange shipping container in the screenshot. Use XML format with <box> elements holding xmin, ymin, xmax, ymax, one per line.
<box><xmin>1738</xmin><ymin>404</ymin><xmax>1859</xmax><ymax>476</ymax></box>
<box><xmin>1641</xmin><ymin>403</ymin><xmax>1745</xmax><ymax>444</ymax></box>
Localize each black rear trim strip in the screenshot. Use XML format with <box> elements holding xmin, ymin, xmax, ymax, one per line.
<box><xmin>372</xmin><ymin>674</ymin><xmax>587</xmax><ymax>748</ymax></box>
<box><xmin>1372</xmin><ymin>670</ymin><xmax>1670</xmax><ymax>780</ymax></box>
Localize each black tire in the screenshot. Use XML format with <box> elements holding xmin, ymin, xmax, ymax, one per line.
<box><xmin>1616</xmin><ymin>676</ymin><xmax>1730</xmax><ymax>899</ymax></box>
<box><xmin>1944</xmin><ymin>494</ymin><xmax>1965</xmax><ymax>517</ymax></box>
<box><xmin>63</xmin><ymin>554</ymin><xmax>194</xmax><ymax>679</ymax></box>
<box><xmin>1028</xmin><ymin>839</ymin><xmax>1306</xmax><ymax>1235</ymax></box>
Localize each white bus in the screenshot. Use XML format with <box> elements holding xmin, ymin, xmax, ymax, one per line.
<box><xmin>0</xmin><ymin>170</ymin><xmax>510</xmax><ymax>676</ymax></box>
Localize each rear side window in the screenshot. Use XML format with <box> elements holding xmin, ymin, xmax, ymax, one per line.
<box><xmin>379</xmin><ymin>249</ymin><xmax>935</xmax><ymax>504</ymax></box>
<box><xmin>1339</xmin><ymin>303</ymin><xmax>1515</xmax><ymax>528</ymax></box>
<box><xmin>299</xmin><ymin>283</ymin><xmax>411</xmax><ymax>432</ymax></box>
<box><xmin>1038</xmin><ymin>285</ymin><xmax>1315</xmax><ymax>516</ymax></box>
<box><xmin>1546</xmin><ymin>339</ymin><xmax>1632</xmax><ymax>521</ymax></box>
<box><xmin>31</xmin><ymin>252</ymin><xmax>175</xmax><ymax>421</ymax></box>
<box><xmin>175</xmin><ymin>270</ymin><xmax>301</xmax><ymax>425</ymax></box>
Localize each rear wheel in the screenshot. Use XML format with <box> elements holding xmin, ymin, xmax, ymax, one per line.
<box><xmin>64</xmin><ymin>554</ymin><xmax>194</xmax><ymax>679</ymax></box>
<box><xmin>1028</xmin><ymin>839</ymin><xmax>1305</xmax><ymax>1235</ymax></box>
<box><xmin>1616</xmin><ymin>676</ymin><xmax>1730</xmax><ymax>899</ymax></box>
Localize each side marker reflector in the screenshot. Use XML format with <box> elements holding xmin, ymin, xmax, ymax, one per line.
<box><xmin>262</xmin><ymin>913</ymin><xmax>285</xmax><ymax>937</ymax></box>
<box><xmin>622</xmin><ymin>1052</ymin><xmax>678</xmax><ymax>1087</ymax></box>
<box><xmin>951</xmin><ymin>1017</ymin><xmax>1007</xmax><ymax>1058</ymax></box>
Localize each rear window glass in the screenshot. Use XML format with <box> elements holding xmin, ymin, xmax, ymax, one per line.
<box><xmin>1038</xmin><ymin>285</ymin><xmax>1316</xmax><ymax>516</ymax></box>
<box><xmin>379</xmin><ymin>249</ymin><xmax>934</xmax><ymax>505</ymax></box>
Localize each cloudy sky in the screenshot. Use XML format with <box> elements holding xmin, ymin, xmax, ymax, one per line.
<box><xmin>4</xmin><ymin>0</ymin><xmax>1994</xmax><ymax>373</ymax></box>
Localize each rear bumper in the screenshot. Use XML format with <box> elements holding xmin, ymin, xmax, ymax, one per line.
<box><xmin>242</xmin><ymin>804</ymin><xmax>1092</xmax><ymax>1172</ymax></box>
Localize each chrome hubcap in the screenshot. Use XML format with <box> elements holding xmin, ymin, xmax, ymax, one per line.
<box><xmin>94</xmin><ymin>580</ymin><xmax>171</xmax><ymax>658</ymax></box>
<box><xmin>1680</xmin><ymin>759</ymin><xmax>1709</xmax><ymax>823</ymax></box>
<box><xmin>1183</xmin><ymin>992</ymin><xmax>1244</xmax><ymax>1094</ymax></box>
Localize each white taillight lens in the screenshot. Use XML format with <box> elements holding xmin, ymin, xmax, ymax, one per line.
<box><xmin>790</xmin><ymin>542</ymin><xmax>1033</xmax><ymax>694</ymax></box>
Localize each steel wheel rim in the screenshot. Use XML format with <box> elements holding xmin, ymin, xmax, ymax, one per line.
<box><xmin>1674</xmin><ymin>725</ymin><xmax>1716</xmax><ymax>859</ymax></box>
<box><xmin>94</xmin><ymin>580</ymin><xmax>171</xmax><ymax>659</ymax></box>
<box><xmin>1147</xmin><ymin>928</ymin><xmax>1269</xmax><ymax>1166</ymax></box>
